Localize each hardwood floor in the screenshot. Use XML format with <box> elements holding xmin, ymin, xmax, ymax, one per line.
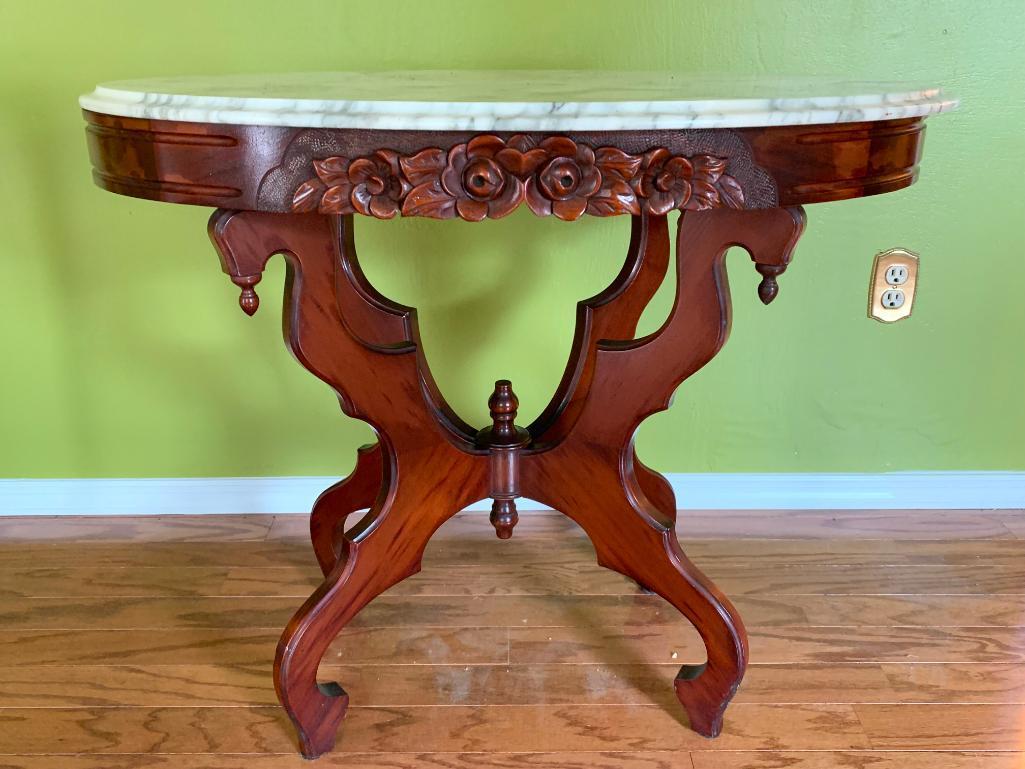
<box><xmin>0</xmin><ymin>509</ymin><xmax>1021</xmax><ymax>768</ymax></box>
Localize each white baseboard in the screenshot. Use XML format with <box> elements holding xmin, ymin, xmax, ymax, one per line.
<box><xmin>0</xmin><ymin>472</ymin><xmax>1021</xmax><ymax>516</ymax></box>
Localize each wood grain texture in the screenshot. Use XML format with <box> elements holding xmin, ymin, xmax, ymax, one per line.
<box><xmin>0</xmin><ymin>515</ymin><xmax>274</xmax><ymax>542</ymax></box>
<box><xmin>0</xmin><ymin>752</ymin><xmax>1019</xmax><ymax>769</ymax></box>
<box><xmin>266</xmin><ymin>509</ymin><xmax>1022</xmax><ymax>541</ymax></box>
<box><xmin>0</xmin><ymin>703</ymin><xmax>872</xmax><ymax>753</ymax></box>
<box><xmin>6</xmin><ymin>702</ymin><xmax>1014</xmax><ymax>753</ymax></box>
<box><xmin>0</xmin><ymin>512</ymin><xmax>1020</xmax><ymax>763</ymax></box>
<box><xmin>83</xmin><ymin>112</ymin><xmax>931</xmax><ymax>212</ymax></box>
<box><xmin>7</xmin><ymin>559</ymin><xmax>1024</xmax><ymax>601</ymax></box>
<box><xmin>201</xmin><ymin>202</ymin><xmax>813</xmax><ymax>753</ymax></box>
<box><xmin>2</xmin><ymin>662</ymin><xmax>1022</xmax><ymax>708</ymax></box>
<box><xmin>3</xmin><ymin>529</ymin><xmax>1023</xmax><ymax>567</ymax></box>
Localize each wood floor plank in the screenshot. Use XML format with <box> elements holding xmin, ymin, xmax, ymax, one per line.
<box><xmin>2</xmin><ymin>532</ymin><xmax>1022</xmax><ymax>570</ymax></box>
<box><xmin>788</xmin><ymin>594</ymin><xmax>1025</xmax><ymax>626</ymax></box>
<box><xmin>5</xmin><ymin>662</ymin><xmax>1019</xmax><ymax>709</ymax></box>
<box><xmin>510</xmin><ymin>625</ymin><xmax>1025</xmax><ymax>664</ymax></box>
<box><xmin>0</xmin><ymin>627</ymin><xmax>507</xmax><ymax>666</ymax></box>
<box><xmin>0</xmin><ymin>540</ymin><xmax>316</xmax><ymax>569</ymax></box>
<box><xmin>678</xmin><ymin>511</ymin><xmax>1017</xmax><ymax>540</ymax></box>
<box><xmin>0</xmin><ymin>753</ymin><xmax>1018</xmax><ymax>769</ymax></box>
<box><xmin>882</xmin><ymin>662</ymin><xmax>1025</xmax><ymax>703</ymax></box>
<box><xmin>993</xmin><ymin>510</ymin><xmax>1025</xmax><ymax>539</ymax></box>
<box><xmin>0</xmin><ymin>753</ymin><xmax>688</xmax><ymax>769</ymax></box>
<box><xmin>2</xmin><ymin>510</ymin><xmax>1014</xmax><ymax>546</ymax></box>
<box><xmin>0</xmin><ymin>704</ymin><xmax>870</xmax><ymax>753</ymax></box>
<box><xmin>692</xmin><ymin>752</ymin><xmax>1022</xmax><ymax>769</ymax></box>
<box><xmin>5</xmin><ymin>561</ymin><xmax>1025</xmax><ymax>599</ymax></box>
<box><xmin>1</xmin><ymin>593</ymin><xmax>1021</xmax><ymax>630</ymax></box>
<box><xmin>0</xmin><ymin>515</ymin><xmax>274</xmax><ymax>543</ymax></box>
<box><xmin>264</xmin><ymin>511</ymin><xmax>1018</xmax><ymax>541</ymax></box>
<box><xmin>855</xmin><ymin>703</ymin><xmax>1025</xmax><ymax>749</ymax></box>
<box><xmin>0</xmin><ymin>754</ymin><xmax>695</xmax><ymax>769</ymax></box>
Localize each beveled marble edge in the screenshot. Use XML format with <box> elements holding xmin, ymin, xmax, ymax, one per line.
<box><xmin>80</xmin><ymin>81</ymin><xmax>958</xmax><ymax>131</ymax></box>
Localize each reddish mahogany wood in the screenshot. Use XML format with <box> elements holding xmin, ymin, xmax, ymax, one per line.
<box><xmin>521</xmin><ymin>206</ymin><xmax>805</xmax><ymax>737</ymax></box>
<box><xmin>84</xmin><ymin>111</ymin><xmax>927</xmax><ymax>214</ymax></box>
<box><xmin>81</xmin><ymin>86</ymin><xmax>938</xmax><ymax>758</ymax></box>
<box><xmin>206</xmin><ymin>203</ymin><xmax>804</xmax><ymax>757</ymax></box>
<box><xmin>308</xmin><ymin>442</ymin><xmax>382</xmax><ymax>576</ymax></box>
<box><xmin>209</xmin><ymin>211</ymin><xmax>490</xmax><ymax>757</ymax></box>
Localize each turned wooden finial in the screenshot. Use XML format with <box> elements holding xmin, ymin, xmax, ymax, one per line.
<box><xmin>232</xmin><ymin>275</ymin><xmax>262</xmax><ymax>316</ymax></box>
<box><xmin>754</xmin><ymin>264</ymin><xmax>786</xmax><ymax>305</ymax></box>
<box><xmin>490</xmin><ymin>499</ymin><xmax>517</xmax><ymax>540</ymax></box>
<box><xmin>488</xmin><ymin>380</ymin><xmax>520</xmax><ymax>445</ymax></box>
<box><xmin>483</xmin><ymin>380</ymin><xmax>529</xmax><ymax>539</ymax></box>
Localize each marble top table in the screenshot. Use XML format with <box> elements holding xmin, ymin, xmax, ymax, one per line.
<box><xmin>80</xmin><ymin>71</ymin><xmax>955</xmax><ymax>759</ymax></box>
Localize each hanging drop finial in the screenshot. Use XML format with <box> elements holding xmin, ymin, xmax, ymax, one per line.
<box><xmin>755</xmin><ymin>264</ymin><xmax>786</xmax><ymax>305</ymax></box>
<box><xmin>231</xmin><ymin>275</ymin><xmax>262</xmax><ymax>316</ymax></box>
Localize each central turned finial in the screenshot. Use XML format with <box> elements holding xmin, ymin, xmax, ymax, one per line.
<box><xmin>489</xmin><ymin>380</ymin><xmax>519</xmax><ymax>444</ymax></box>
<box><xmin>483</xmin><ymin>380</ymin><xmax>530</xmax><ymax>539</ymax></box>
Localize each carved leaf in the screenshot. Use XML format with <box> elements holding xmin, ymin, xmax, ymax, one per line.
<box><xmin>292</xmin><ymin>179</ymin><xmax>324</xmax><ymax>212</ymax></box>
<box><xmin>587</xmin><ymin>179</ymin><xmax>640</xmax><ymax>216</ymax></box>
<box><xmin>319</xmin><ymin>185</ymin><xmax>353</xmax><ymax>214</ymax></box>
<box><xmin>689</xmin><ymin>179</ymin><xmax>721</xmax><ymax>210</ymax></box>
<box><xmin>313</xmin><ymin>157</ymin><xmax>350</xmax><ymax>186</ymax></box>
<box><xmin>400</xmin><ymin>148</ymin><xmax>447</xmax><ymax>186</ymax></box>
<box><xmin>717</xmin><ymin>175</ymin><xmax>745</xmax><ymax>209</ymax></box>
<box><xmin>402</xmin><ymin>182</ymin><xmax>457</xmax><ymax>219</ymax></box>
<box><xmin>693</xmin><ymin>154</ymin><xmax>727</xmax><ymax>182</ymax></box>
<box><xmin>595</xmin><ymin>147</ymin><xmax>643</xmax><ymax>180</ymax></box>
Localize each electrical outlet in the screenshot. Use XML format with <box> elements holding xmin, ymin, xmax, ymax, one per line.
<box><xmin>881</xmin><ymin>289</ymin><xmax>905</xmax><ymax>309</ymax></box>
<box><xmin>884</xmin><ymin>264</ymin><xmax>909</xmax><ymax>285</ymax></box>
<box><xmin>869</xmin><ymin>248</ymin><xmax>918</xmax><ymax>322</ymax></box>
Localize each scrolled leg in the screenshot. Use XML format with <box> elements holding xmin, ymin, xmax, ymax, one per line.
<box><xmin>210</xmin><ymin>209</ymin><xmax>488</xmax><ymax>758</ymax></box>
<box><xmin>310</xmin><ymin>443</ymin><xmax>383</xmax><ymax>575</ymax></box>
<box><xmin>528</xmin><ymin>459</ymin><xmax>746</xmax><ymax>737</ymax></box>
<box><xmin>521</xmin><ymin>206</ymin><xmax>806</xmax><ymax>737</ymax></box>
<box><xmin>276</xmin><ymin>446</ymin><xmax>481</xmax><ymax>758</ymax></box>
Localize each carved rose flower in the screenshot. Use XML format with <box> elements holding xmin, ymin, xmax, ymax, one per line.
<box><xmin>348</xmin><ymin>150</ymin><xmax>411</xmax><ymax>219</ymax></box>
<box><xmin>637</xmin><ymin>149</ymin><xmax>694</xmax><ymax>215</ymax></box>
<box><xmin>525</xmin><ymin>137</ymin><xmax>602</xmax><ymax>221</ymax></box>
<box><xmin>440</xmin><ymin>135</ymin><xmax>523</xmax><ymax>221</ymax></box>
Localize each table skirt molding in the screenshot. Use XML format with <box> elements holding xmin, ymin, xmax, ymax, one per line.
<box><xmin>2</xmin><ymin>472</ymin><xmax>1022</xmax><ymax>516</ymax></box>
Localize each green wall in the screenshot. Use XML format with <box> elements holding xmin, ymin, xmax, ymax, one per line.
<box><xmin>1</xmin><ymin>0</ymin><xmax>1022</xmax><ymax>479</ymax></box>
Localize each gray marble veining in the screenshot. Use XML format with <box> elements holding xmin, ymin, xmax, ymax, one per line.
<box><xmin>80</xmin><ymin>71</ymin><xmax>958</xmax><ymax>131</ymax></box>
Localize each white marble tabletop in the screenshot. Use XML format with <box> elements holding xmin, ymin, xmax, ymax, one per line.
<box><xmin>80</xmin><ymin>71</ymin><xmax>957</xmax><ymax>132</ymax></box>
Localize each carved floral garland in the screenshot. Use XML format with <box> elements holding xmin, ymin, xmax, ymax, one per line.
<box><xmin>292</xmin><ymin>135</ymin><xmax>745</xmax><ymax>220</ymax></box>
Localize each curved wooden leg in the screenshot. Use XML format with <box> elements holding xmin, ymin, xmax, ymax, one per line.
<box><xmin>310</xmin><ymin>443</ymin><xmax>383</xmax><ymax>575</ymax></box>
<box><xmin>210</xmin><ymin>210</ymin><xmax>488</xmax><ymax>758</ymax></box>
<box><xmin>276</xmin><ymin>447</ymin><xmax>476</xmax><ymax>758</ymax></box>
<box><xmin>529</xmin><ymin>458</ymin><xmax>746</xmax><ymax>736</ymax></box>
<box><xmin>522</xmin><ymin>207</ymin><xmax>806</xmax><ymax>737</ymax></box>
<box><xmin>634</xmin><ymin>455</ymin><xmax>677</xmax><ymax>516</ymax></box>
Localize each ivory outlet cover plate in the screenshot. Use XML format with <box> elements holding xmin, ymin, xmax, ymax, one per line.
<box><xmin>869</xmin><ymin>248</ymin><xmax>919</xmax><ymax>322</ymax></box>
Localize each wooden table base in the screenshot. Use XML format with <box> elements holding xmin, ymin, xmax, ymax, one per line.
<box><xmin>209</xmin><ymin>205</ymin><xmax>805</xmax><ymax>759</ymax></box>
